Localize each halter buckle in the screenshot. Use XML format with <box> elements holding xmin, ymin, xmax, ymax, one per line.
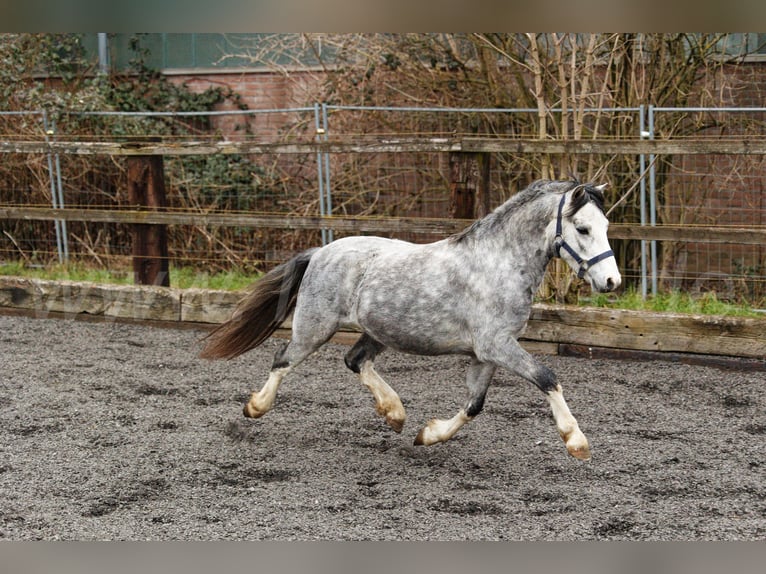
<box><xmin>553</xmin><ymin>235</ymin><xmax>564</xmax><ymax>256</ymax></box>
<box><xmin>577</xmin><ymin>261</ymin><xmax>589</xmax><ymax>279</ymax></box>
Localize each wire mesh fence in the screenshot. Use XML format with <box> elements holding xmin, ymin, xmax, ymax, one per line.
<box><xmin>1</xmin><ymin>105</ymin><xmax>765</xmax><ymax>308</ymax></box>
<box><xmin>651</xmin><ymin>107</ymin><xmax>766</xmax><ymax>305</ymax></box>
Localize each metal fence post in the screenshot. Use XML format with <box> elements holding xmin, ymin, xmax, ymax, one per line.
<box><xmin>639</xmin><ymin>104</ymin><xmax>648</xmax><ymax>298</ymax></box>
<box><xmin>314</xmin><ymin>103</ymin><xmax>328</xmax><ymax>245</ymax></box>
<box><xmin>648</xmin><ymin>104</ymin><xmax>658</xmax><ymax>296</ymax></box>
<box><xmin>54</xmin><ymin>133</ymin><xmax>69</xmax><ymax>263</ymax></box>
<box><xmin>321</xmin><ymin>102</ymin><xmax>333</xmax><ymax>243</ymax></box>
<box><xmin>42</xmin><ymin>111</ymin><xmax>68</xmax><ymax>264</ymax></box>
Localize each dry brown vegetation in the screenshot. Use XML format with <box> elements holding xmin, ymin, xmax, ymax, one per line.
<box><xmin>2</xmin><ymin>33</ymin><xmax>765</xmax><ymax>303</ymax></box>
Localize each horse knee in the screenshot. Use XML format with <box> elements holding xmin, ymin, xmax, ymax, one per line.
<box><xmin>533</xmin><ymin>364</ymin><xmax>558</xmax><ymax>394</ymax></box>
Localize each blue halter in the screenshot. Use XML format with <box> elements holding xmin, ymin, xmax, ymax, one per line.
<box><xmin>553</xmin><ymin>193</ymin><xmax>615</xmax><ymax>279</ymax></box>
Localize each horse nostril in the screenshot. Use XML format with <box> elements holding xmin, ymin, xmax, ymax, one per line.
<box><xmin>605</xmin><ymin>277</ymin><xmax>615</xmax><ymax>291</ymax></box>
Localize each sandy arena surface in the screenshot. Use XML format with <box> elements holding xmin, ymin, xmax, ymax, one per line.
<box><xmin>1</xmin><ymin>314</ymin><xmax>764</xmax><ymax>540</ymax></box>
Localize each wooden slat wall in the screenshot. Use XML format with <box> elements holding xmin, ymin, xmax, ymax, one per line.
<box><xmin>1</xmin><ymin>277</ymin><xmax>763</xmax><ymax>361</ymax></box>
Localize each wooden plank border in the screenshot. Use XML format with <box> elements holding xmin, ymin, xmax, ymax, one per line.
<box><xmin>523</xmin><ymin>304</ymin><xmax>765</xmax><ymax>359</ymax></box>
<box><xmin>1</xmin><ymin>277</ymin><xmax>763</xmax><ymax>365</ymax></box>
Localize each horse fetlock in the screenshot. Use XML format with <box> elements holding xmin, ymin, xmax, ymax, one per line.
<box><xmin>242</xmin><ymin>368</ymin><xmax>287</xmax><ymax>419</ymax></box>
<box><xmin>360</xmin><ymin>364</ymin><xmax>406</xmax><ymax>433</ymax></box>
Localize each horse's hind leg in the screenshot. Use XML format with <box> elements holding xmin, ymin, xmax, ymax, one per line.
<box><xmin>415</xmin><ymin>358</ymin><xmax>495</xmax><ymax>446</ymax></box>
<box><xmin>242</xmin><ymin>361</ymin><xmax>289</xmax><ymax>418</ymax></box>
<box><xmin>243</xmin><ymin>325</ymin><xmax>334</xmax><ymax>419</ymax></box>
<box><xmin>344</xmin><ymin>334</ymin><xmax>406</xmax><ymax>432</ymax></box>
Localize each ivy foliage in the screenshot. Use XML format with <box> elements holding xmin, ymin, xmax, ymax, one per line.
<box><xmin>1</xmin><ymin>34</ymin><xmax>243</xmax><ymax>116</ymax></box>
<box><xmin>0</xmin><ymin>33</ymin><xmax>269</xmax><ymax>210</ymax></box>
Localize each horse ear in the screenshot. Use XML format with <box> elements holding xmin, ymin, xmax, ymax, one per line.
<box><xmin>572</xmin><ymin>184</ymin><xmax>586</xmax><ymax>201</ymax></box>
<box><xmin>595</xmin><ymin>183</ymin><xmax>609</xmax><ymax>192</ymax></box>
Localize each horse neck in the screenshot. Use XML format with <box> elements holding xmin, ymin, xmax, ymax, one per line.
<box><xmin>467</xmin><ymin>197</ymin><xmax>556</xmax><ymax>289</ymax></box>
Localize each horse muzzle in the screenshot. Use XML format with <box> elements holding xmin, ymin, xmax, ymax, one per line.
<box><xmin>601</xmin><ymin>275</ymin><xmax>621</xmax><ymax>293</ymax></box>
<box><xmin>592</xmin><ymin>271</ymin><xmax>621</xmax><ymax>293</ymax></box>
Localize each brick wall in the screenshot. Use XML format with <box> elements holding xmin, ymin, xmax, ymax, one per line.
<box><xmin>168</xmin><ymin>70</ymin><xmax>323</xmax><ymax>139</ymax></box>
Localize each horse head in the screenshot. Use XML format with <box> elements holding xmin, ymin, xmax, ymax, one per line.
<box><xmin>553</xmin><ymin>183</ymin><xmax>622</xmax><ymax>293</ymax></box>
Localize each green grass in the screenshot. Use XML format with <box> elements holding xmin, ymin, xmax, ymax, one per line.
<box><xmin>584</xmin><ymin>286</ymin><xmax>762</xmax><ymax>318</ymax></box>
<box><xmin>0</xmin><ymin>262</ymin><xmax>257</xmax><ymax>291</ymax></box>
<box><xmin>169</xmin><ymin>267</ymin><xmax>257</xmax><ymax>290</ymax></box>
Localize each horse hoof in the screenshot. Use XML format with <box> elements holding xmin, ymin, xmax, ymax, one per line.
<box><xmin>413</xmin><ymin>429</ymin><xmax>426</xmax><ymax>446</ymax></box>
<box><xmin>242</xmin><ymin>402</ymin><xmax>265</xmax><ymax>418</ymax></box>
<box><xmin>387</xmin><ymin>415</ymin><xmax>405</xmax><ymax>433</ymax></box>
<box><xmin>559</xmin><ymin>427</ymin><xmax>590</xmax><ymax>461</ymax></box>
<box><xmin>566</xmin><ymin>442</ymin><xmax>591</xmax><ymax>461</ymax></box>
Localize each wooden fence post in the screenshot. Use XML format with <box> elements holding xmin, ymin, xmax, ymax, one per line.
<box><xmin>127</xmin><ymin>155</ymin><xmax>170</xmax><ymax>287</ymax></box>
<box><xmin>449</xmin><ymin>151</ymin><xmax>491</xmax><ymax>219</ymax></box>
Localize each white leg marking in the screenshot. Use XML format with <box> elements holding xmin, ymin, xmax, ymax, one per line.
<box><xmin>360</xmin><ymin>362</ymin><xmax>406</xmax><ymax>432</ymax></box>
<box><xmin>414</xmin><ymin>409</ymin><xmax>471</xmax><ymax>446</ymax></box>
<box><xmin>547</xmin><ymin>385</ymin><xmax>590</xmax><ymax>460</ymax></box>
<box><xmin>243</xmin><ymin>367</ymin><xmax>290</xmax><ymax>418</ymax></box>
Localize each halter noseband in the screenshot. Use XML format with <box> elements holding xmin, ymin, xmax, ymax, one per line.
<box><xmin>553</xmin><ymin>192</ymin><xmax>615</xmax><ymax>279</ymax></box>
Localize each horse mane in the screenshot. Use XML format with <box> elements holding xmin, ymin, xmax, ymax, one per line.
<box><xmin>450</xmin><ymin>178</ymin><xmax>605</xmax><ymax>244</ymax></box>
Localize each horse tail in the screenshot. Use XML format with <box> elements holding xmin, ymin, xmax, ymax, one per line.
<box><xmin>199</xmin><ymin>248</ymin><xmax>319</xmax><ymax>360</ymax></box>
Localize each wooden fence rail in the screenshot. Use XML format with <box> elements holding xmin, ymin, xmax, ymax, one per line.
<box><xmin>2</xmin><ymin>206</ymin><xmax>765</xmax><ymax>245</ymax></box>
<box><xmin>4</xmin><ymin>136</ymin><xmax>766</xmax><ymax>156</ymax></box>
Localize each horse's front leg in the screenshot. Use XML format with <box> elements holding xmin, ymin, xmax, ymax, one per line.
<box><xmin>479</xmin><ymin>336</ymin><xmax>590</xmax><ymax>461</ymax></box>
<box><xmin>545</xmin><ymin>384</ymin><xmax>590</xmax><ymax>461</ymax></box>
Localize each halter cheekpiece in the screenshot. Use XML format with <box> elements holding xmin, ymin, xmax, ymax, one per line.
<box><xmin>553</xmin><ymin>192</ymin><xmax>615</xmax><ymax>279</ymax></box>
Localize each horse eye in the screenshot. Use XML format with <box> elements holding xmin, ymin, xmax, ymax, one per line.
<box><xmin>576</xmin><ymin>226</ymin><xmax>590</xmax><ymax>236</ymax></box>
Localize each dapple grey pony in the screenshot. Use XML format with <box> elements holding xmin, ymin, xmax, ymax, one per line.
<box><xmin>201</xmin><ymin>179</ymin><xmax>621</xmax><ymax>460</ymax></box>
